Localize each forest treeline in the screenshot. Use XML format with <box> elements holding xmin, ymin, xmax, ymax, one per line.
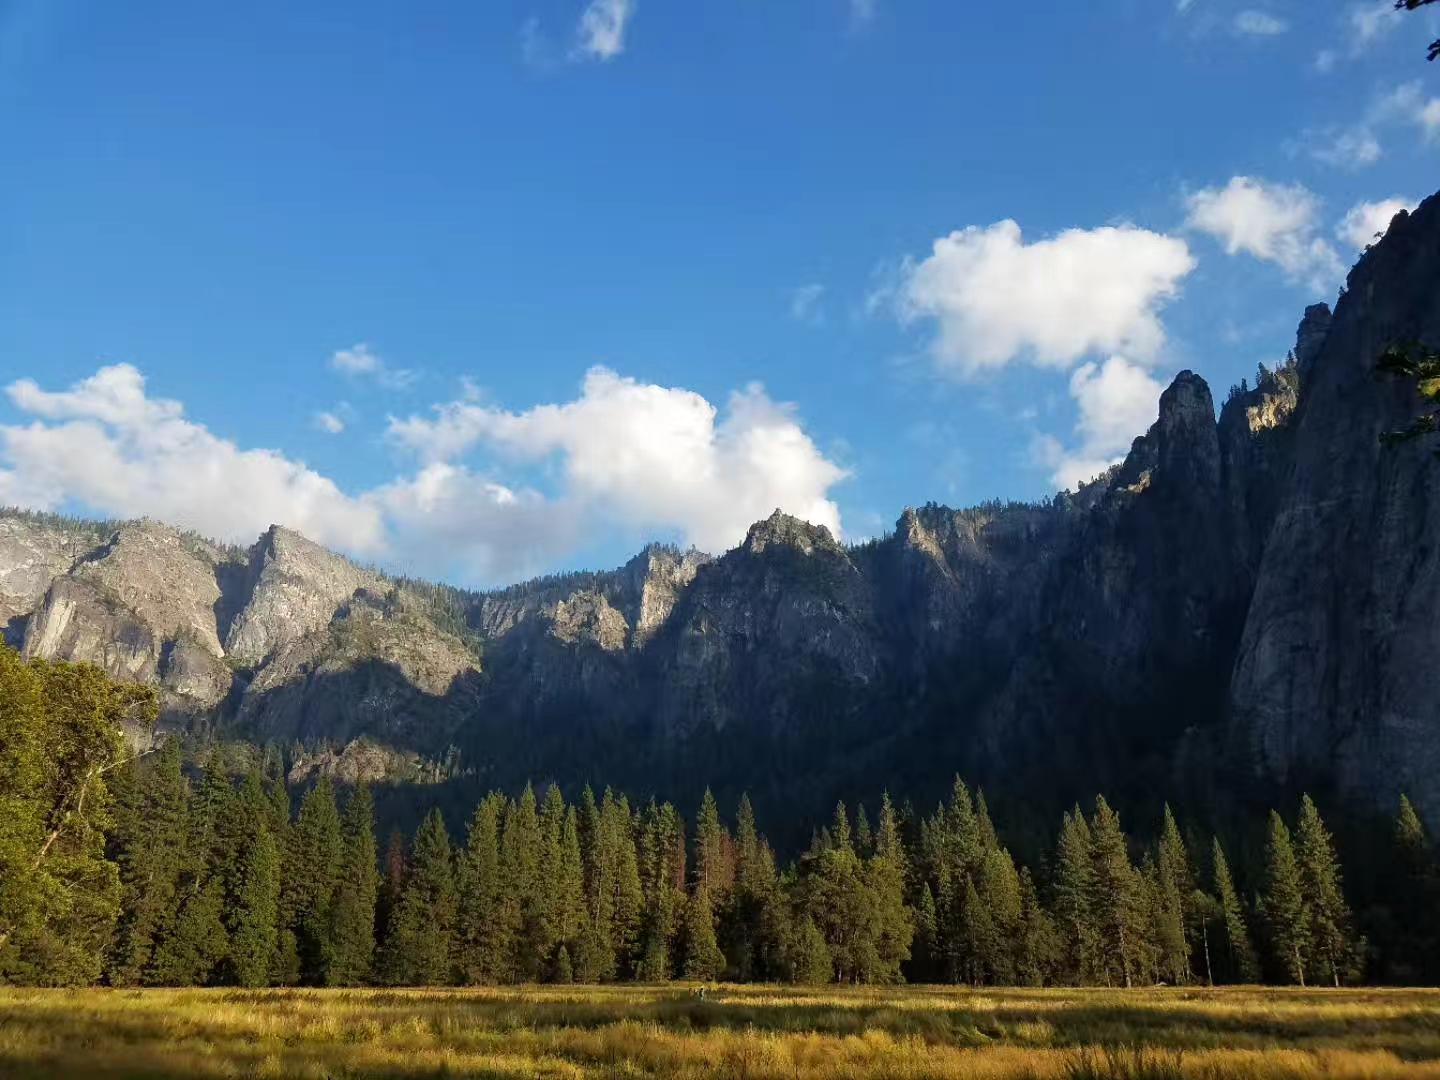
<box><xmin>3</xmin><ymin>647</ymin><xmax>1440</xmax><ymax>989</ymax></box>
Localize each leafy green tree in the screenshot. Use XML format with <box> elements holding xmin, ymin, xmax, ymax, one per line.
<box><xmin>1294</xmin><ymin>795</ymin><xmax>1358</xmax><ymax>986</ymax></box>
<box><xmin>1212</xmin><ymin>839</ymin><xmax>1259</xmax><ymax>984</ymax></box>
<box><xmin>327</xmin><ymin>783</ymin><xmax>378</xmax><ymax>986</ymax></box>
<box><xmin>379</xmin><ymin>809</ymin><xmax>457</xmax><ymax>986</ymax></box>
<box><xmin>0</xmin><ymin>651</ymin><xmax>157</xmax><ymax>986</ymax></box>
<box><xmin>1263</xmin><ymin>810</ymin><xmax>1309</xmax><ymax>985</ymax></box>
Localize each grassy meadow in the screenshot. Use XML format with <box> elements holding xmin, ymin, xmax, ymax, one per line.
<box><xmin>5</xmin><ymin>984</ymin><xmax>1440</xmax><ymax>1079</ymax></box>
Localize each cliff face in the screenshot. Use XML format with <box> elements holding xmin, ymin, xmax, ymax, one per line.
<box><xmin>5</xmin><ymin>189</ymin><xmax>1438</xmax><ymax>825</ymax></box>
<box><xmin>1229</xmin><ymin>192</ymin><xmax>1440</xmax><ymax>824</ymax></box>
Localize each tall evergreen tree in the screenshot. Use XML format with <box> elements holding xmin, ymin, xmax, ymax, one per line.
<box><xmin>224</xmin><ymin>769</ymin><xmax>280</xmax><ymax>988</ymax></box>
<box><xmin>1088</xmin><ymin>796</ymin><xmax>1145</xmax><ymax>988</ymax></box>
<box><xmin>456</xmin><ymin>793</ymin><xmax>506</xmax><ymax>984</ymax></box>
<box><xmin>1212</xmin><ymin>839</ymin><xmax>1259</xmax><ymax>984</ymax></box>
<box><xmin>1052</xmin><ymin>806</ymin><xmax>1098</xmax><ymax>984</ymax></box>
<box><xmin>379</xmin><ymin>809</ymin><xmax>456</xmax><ymax>986</ymax></box>
<box><xmin>283</xmin><ymin>776</ymin><xmax>343</xmax><ymax>985</ymax></box>
<box><xmin>149</xmin><ymin>753</ymin><xmax>233</xmax><ymax>987</ymax></box>
<box><xmin>682</xmin><ymin>886</ymin><xmax>725</xmax><ymax>980</ymax></box>
<box><xmin>327</xmin><ymin>783</ymin><xmax>377</xmax><ymax>986</ymax></box>
<box><xmin>1294</xmin><ymin>794</ymin><xmax>1358</xmax><ymax>986</ymax></box>
<box><xmin>106</xmin><ymin>736</ymin><xmax>188</xmax><ymax>986</ymax></box>
<box><xmin>1152</xmin><ymin>805</ymin><xmax>1192</xmax><ymax>984</ymax></box>
<box><xmin>1263</xmin><ymin>810</ymin><xmax>1309</xmax><ymax>985</ymax></box>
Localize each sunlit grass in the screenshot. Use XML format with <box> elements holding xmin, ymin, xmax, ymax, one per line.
<box><xmin>4</xmin><ymin>984</ymin><xmax>1440</xmax><ymax>1078</ymax></box>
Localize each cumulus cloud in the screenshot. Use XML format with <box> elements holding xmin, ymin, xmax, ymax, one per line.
<box><xmin>1184</xmin><ymin>177</ymin><xmax>1344</xmax><ymax>292</ymax></box>
<box><xmin>1337</xmin><ymin>196</ymin><xmax>1417</xmax><ymax>249</ymax></box>
<box><xmin>388</xmin><ymin>366</ymin><xmax>847</xmax><ymax>553</ymax></box>
<box><xmin>574</xmin><ymin>0</ymin><xmax>634</xmax><ymax>61</ymax></box>
<box><xmin>2</xmin><ymin>365</ymin><xmax>387</xmax><ymax>552</ymax></box>
<box><xmin>1234</xmin><ymin>10</ymin><xmax>1287</xmax><ymax>36</ymax></box>
<box><xmin>0</xmin><ymin>363</ymin><xmax>846</xmax><ymax>584</ymax></box>
<box><xmin>891</xmin><ymin>220</ymin><xmax>1195</xmax><ymax>376</ymax></box>
<box><xmin>330</xmin><ymin>343</ymin><xmax>416</xmax><ymax>390</ymax></box>
<box><xmin>1034</xmin><ymin>357</ymin><xmax>1167</xmax><ymax>491</ymax></box>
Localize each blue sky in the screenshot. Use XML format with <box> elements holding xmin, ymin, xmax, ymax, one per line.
<box><xmin>1</xmin><ymin>0</ymin><xmax>1437</xmax><ymax>585</ymax></box>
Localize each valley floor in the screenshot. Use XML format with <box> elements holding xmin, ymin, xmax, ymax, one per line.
<box><xmin>4</xmin><ymin>984</ymin><xmax>1440</xmax><ymax>1079</ymax></box>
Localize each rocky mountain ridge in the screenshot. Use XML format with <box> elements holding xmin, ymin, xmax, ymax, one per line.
<box><xmin>6</xmin><ymin>190</ymin><xmax>1439</xmax><ymax>830</ymax></box>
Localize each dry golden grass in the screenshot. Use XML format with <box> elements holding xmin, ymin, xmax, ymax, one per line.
<box><xmin>4</xmin><ymin>984</ymin><xmax>1440</xmax><ymax>1079</ymax></box>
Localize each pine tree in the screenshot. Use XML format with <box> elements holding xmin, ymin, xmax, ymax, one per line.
<box><xmin>1294</xmin><ymin>794</ymin><xmax>1357</xmax><ymax>986</ymax></box>
<box><xmin>1263</xmin><ymin>810</ymin><xmax>1309</xmax><ymax>985</ymax></box>
<box><xmin>958</xmin><ymin>876</ymin><xmax>995</xmax><ymax>985</ymax></box>
<box><xmin>693</xmin><ymin>789</ymin><xmax>733</xmax><ymax>901</ymax></box>
<box><xmin>638</xmin><ymin>800</ymin><xmax>686</xmax><ymax>982</ymax></box>
<box><xmin>327</xmin><ymin>783</ymin><xmax>377</xmax><ymax>986</ymax></box>
<box><xmin>682</xmin><ymin>886</ymin><xmax>725</xmax><ymax>981</ymax></box>
<box><xmin>1016</xmin><ymin>866</ymin><xmax>1058</xmax><ymax>987</ymax></box>
<box><xmin>264</xmin><ymin>775</ymin><xmax>299</xmax><ymax>984</ymax></box>
<box><xmin>500</xmin><ymin>784</ymin><xmax>545</xmax><ymax>981</ymax></box>
<box><xmin>911</xmin><ymin>881</ymin><xmax>939</xmax><ymax>983</ymax></box>
<box><xmin>107</xmin><ymin>736</ymin><xmax>188</xmax><ymax>986</ymax></box>
<box><xmin>1393</xmin><ymin>795</ymin><xmax>1440</xmax><ymax>981</ymax></box>
<box><xmin>283</xmin><ymin>776</ymin><xmax>342</xmax><ymax>985</ymax></box>
<box><xmin>225</xmin><ymin>770</ymin><xmax>280</xmax><ymax>988</ymax></box>
<box><xmin>787</xmin><ymin>915</ymin><xmax>833</xmax><ymax>985</ymax></box>
<box><xmin>1212</xmin><ymin>838</ymin><xmax>1258</xmax><ymax>984</ymax></box>
<box><xmin>855</xmin><ymin>804</ymin><xmax>874</xmax><ymax>859</ymax></box>
<box><xmin>1052</xmin><ymin>806</ymin><xmax>1099</xmax><ymax>983</ymax></box>
<box><xmin>149</xmin><ymin>754</ymin><xmax>233</xmax><ymax>987</ymax></box>
<box><xmin>867</xmin><ymin>793</ymin><xmax>913</xmax><ymax>984</ymax></box>
<box><xmin>975</xmin><ymin>846</ymin><xmax>1020</xmax><ymax>984</ymax></box>
<box><xmin>1088</xmin><ymin>796</ymin><xmax>1144</xmax><ymax>988</ymax></box>
<box><xmin>551</xmin><ymin>805</ymin><xmax>589</xmax><ymax>978</ymax></box>
<box><xmin>379</xmin><ymin>809</ymin><xmax>456</xmax><ymax>986</ymax></box>
<box><xmin>456</xmin><ymin>793</ymin><xmax>505</xmax><ymax>984</ymax></box>
<box><xmin>1150</xmin><ymin>806</ymin><xmax>1191</xmax><ymax>984</ymax></box>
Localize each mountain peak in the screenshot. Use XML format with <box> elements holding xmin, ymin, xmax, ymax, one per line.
<box><xmin>742</xmin><ymin>510</ymin><xmax>841</xmax><ymax>556</ymax></box>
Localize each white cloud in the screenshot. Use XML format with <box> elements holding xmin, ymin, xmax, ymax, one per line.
<box><xmin>1</xmin><ymin>362</ymin><xmax>848</xmax><ymax>584</ymax></box>
<box><xmin>1337</xmin><ymin>196</ymin><xmax>1417</xmax><ymax>249</ymax></box>
<box><xmin>891</xmin><ymin>220</ymin><xmax>1194</xmax><ymax>376</ymax></box>
<box><xmin>389</xmin><ymin>366</ymin><xmax>847</xmax><ymax>553</ymax></box>
<box><xmin>574</xmin><ymin>0</ymin><xmax>634</xmax><ymax>61</ymax></box>
<box><xmin>1309</xmin><ymin>81</ymin><xmax>1440</xmax><ymax>166</ymax></box>
<box><xmin>315</xmin><ymin>410</ymin><xmax>346</xmax><ymax>434</ymax></box>
<box><xmin>1234</xmin><ymin>10</ymin><xmax>1287</xmax><ymax>36</ymax></box>
<box><xmin>1351</xmin><ymin>1</ymin><xmax>1402</xmax><ymax>45</ymax></box>
<box><xmin>2</xmin><ymin>365</ymin><xmax>387</xmax><ymax>553</ymax></box>
<box><xmin>791</xmin><ymin>283</ymin><xmax>826</xmax><ymax>324</ymax></box>
<box><xmin>1184</xmin><ymin>177</ymin><xmax>1344</xmax><ymax>291</ymax></box>
<box><xmin>1035</xmin><ymin>357</ymin><xmax>1167</xmax><ymax>491</ymax></box>
<box><xmin>330</xmin><ymin>343</ymin><xmax>416</xmax><ymax>390</ymax></box>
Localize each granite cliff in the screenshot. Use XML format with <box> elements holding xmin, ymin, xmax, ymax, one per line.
<box><xmin>6</xmin><ymin>191</ymin><xmax>1440</xmax><ymax>831</ymax></box>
